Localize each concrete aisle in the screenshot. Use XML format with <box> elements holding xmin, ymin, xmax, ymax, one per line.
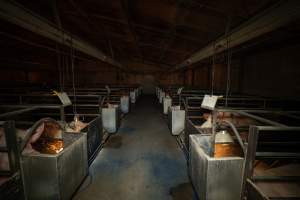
<box><xmin>74</xmin><ymin>96</ymin><xmax>196</xmax><ymax>200</ymax></box>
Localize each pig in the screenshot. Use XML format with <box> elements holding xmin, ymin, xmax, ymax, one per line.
<box><xmin>66</xmin><ymin>119</ymin><xmax>87</xmax><ymax>133</ymax></box>
<box><xmin>200</xmin><ymin>112</ymin><xmax>261</xmax><ymax>128</ymax></box>
<box><xmin>25</xmin><ymin>119</ymin><xmax>63</xmax><ymax>154</ymax></box>
<box><xmin>201</xmin><ymin>114</ymin><xmax>212</xmax><ymax>128</ymax></box>
<box><xmin>0</xmin><ymin>119</ymin><xmax>63</xmax><ymax>186</ymax></box>
<box><xmin>22</xmin><ymin>122</ymin><xmax>46</xmax><ymax>154</ymax></box>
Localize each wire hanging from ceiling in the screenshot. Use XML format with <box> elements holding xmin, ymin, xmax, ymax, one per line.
<box><xmin>61</xmin><ymin>32</ymin><xmax>66</xmax><ymax>91</ymax></box>
<box><xmin>211</xmin><ymin>43</ymin><xmax>216</xmax><ymax>96</ymax></box>
<box><xmin>225</xmin><ymin>41</ymin><xmax>232</xmax><ymax>107</ymax></box>
<box><xmin>225</xmin><ymin>16</ymin><xmax>232</xmax><ymax>107</ymax></box>
<box><xmin>53</xmin><ymin>0</ymin><xmax>64</xmax><ymax>92</ymax></box>
<box><xmin>70</xmin><ymin>36</ymin><xmax>77</xmax><ymax>116</ymax></box>
<box><xmin>57</xmin><ymin>45</ymin><xmax>63</xmax><ymax>92</ymax></box>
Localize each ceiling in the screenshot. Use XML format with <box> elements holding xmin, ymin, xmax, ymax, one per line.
<box><xmin>0</xmin><ymin>0</ymin><xmax>281</xmax><ymax>72</ymax></box>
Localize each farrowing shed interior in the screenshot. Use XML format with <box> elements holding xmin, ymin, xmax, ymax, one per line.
<box><xmin>0</xmin><ymin>0</ymin><xmax>300</xmax><ymax>200</ymax></box>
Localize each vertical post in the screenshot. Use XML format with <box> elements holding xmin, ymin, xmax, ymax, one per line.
<box><xmin>192</xmin><ymin>69</ymin><xmax>195</xmax><ymax>86</ymax></box>
<box><xmin>4</xmin><ymin>121</ymin><xmax>20</xmax><ymax>174</ymax></box>
<box><xmin>179</xmin><ymin>94</ymin><xmax>182</xmax><ymax>107</ymax></box>
<box><xmin>19</xmin><ymin>95</ymin><xmax>22</xmax><ymax>104</ymax></box>
<box><xmin>238</xmin><ymin>58</ymin><xmax>245</xmax><ymax>94</ymax></box>
<box><xmin>186</xmin><ymin>98</ymin><xmax>189</xmax><ymax>114</ymax></box>
<box><xmin>59</xmin><ymin>106</ymin><xmax>67</xmax><ymax>131</ymax></box>
<box><xmin>241</xmin><ymin>125</ymin><xmax>259</xmax><ymax>198</ymax></box>
<box><xmin>210</xmin><ymin>110</ymin><xmax>218</xmax><ymax>157</ymax></box>
<box><xmin>60</xmin><ymin>106</ymin><xmax>65</xmax><ymax>122</ymax></box>
<box><xmin>98</xmin><ymin>95</ymin><xmax>102</xmax><ymax>114</ymax></box>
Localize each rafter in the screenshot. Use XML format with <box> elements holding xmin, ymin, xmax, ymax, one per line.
<box><xmin>120</xmin><ymin>0</ymin><xmax>144</xmax><ymax>62</ymax></box>
<box><xmin>63</xmin><ymin>11</ymin><xmax>209</xmax><ymax>43</ymax></box>
<box><xmin>0</xmin><ymin>0</ymin><xmax>126</xmax><ymax>70</ymax></box>
<box><xmin>67</xmin><ymin>0</ymin><xmax>115</xmax><ymax>58</ymax></box>
<box><xmin>157</xmin><ymin>0</ymin><xmax>193</xmax><ymax>62</ymax></box>
<box><xmin>174</xmin><ymin>0</ymin><xmax>300</xmax><ymax>70</ymax></box>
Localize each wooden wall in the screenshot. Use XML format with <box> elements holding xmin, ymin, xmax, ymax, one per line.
<box><xmin>1</xmin><ymin>42</ymin><xmax>299</xmax><ymax>99</ymax></box>
<box><xmin>241</xmin><ymin>43</ymin><xmax>300</xmax><ymax>98</ymax></box>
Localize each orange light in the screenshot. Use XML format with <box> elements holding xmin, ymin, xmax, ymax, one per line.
<box><xmin>214</xmin><ymin>143</ymin><xmax>242</xmax><ymax>158</ymax></box>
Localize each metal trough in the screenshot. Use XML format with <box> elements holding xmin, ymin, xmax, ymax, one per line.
<box><xmin>168</xmin><ymin>106</ymin><xmax>185</xmax><ymax>135</ymax></box>
<box><xmin>189</xmin><ymin>134</ymin><xmax>244</xmax><ymax>200</ymax></box>
<box><xmin>159</xmin><ymin>92</ymin><xmax>165</xmax><ymax>104</ymax></box>
<box><xmin>135</xmin><ymin>88</ymin><xmax>139</xmax><ymax>99</ymax></box>
<box><xmin>101</xmin><ymin>106</ymin><xmax>121</xmax><ymax>133</ymax></box>
<box><xmin>21</xmin><ymin>133</ymin><xmax>88</xmax><ymax>200</ymax></box>
<box><xmin>120</xmin><ymin>96</ymin><xmax>130</xmax><ymax>114</ymax></box>
<box><xmin>130</xmin><ymin>91</ymin><xmax>136</xmax><ymax>103</ymax></box>
<box><xmin>156</xmin><ymin>87</ymin><xmax>161</xmax><ymax>99</ymax></box>
<box><xmin>163</xmin><ymin>96</ymin><xmax>172</xmax><ymax>114</ymax></box>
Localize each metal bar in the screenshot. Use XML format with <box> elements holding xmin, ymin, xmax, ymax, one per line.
<box><xmin>216</xmin><ymin>108</ymin><xmax>300</xmax><ymax>114</ymax></box>
<box><xmin>60</xmin><ymin>106</ymin><xmax>65</xmax><ymax>122</ymax></box>
<box><xmin>0</xmin><ymin>93</ymin><xmax>106</xmax><ymax>98</ymax></box>
<box><xmin>235</xmin><ymin>110</ymin><xmax>288</xmax><ymax>127</ymax></box>
<box><xmin>175</xmin><ymin>0</ymin><xmax>300</xmax><ymax>70</ymax></box>
<box><xmin>269</xmin><ymin>197</ymin><xmax>300</xmax><ymax>200</ymax></box>
<box><xmin>246</xmin><ymin>179</ymin><xmax>269</xmax><ymax>200</ymax></box>
<box><xmin>0</xmin><ymin>146</ymin><xmax>8</xmax><ymax>152</ymax></box>
<box><xmin>256</xmin><ymin>126</ymin><xmax>300</xmax><ymax>131</ymax></box>
<box><xmin>0</xmin><ymin>170</ymin><xmax>12</xmax><ymax>176</ymax></box>
<box><xmin>253</xmin><ymin>176</ymin><xmax>300</xmax><ymax>182</ymax></box>
<box><xmin>0</xmin><ymin>107</ymin><xmax>39</xmax><ymax>118</ymax></box>
<box><xmin>210</xmin><ymin>110</ymin><xmax>217</xmax><ymax>157</ymax></box>
<box><xmin>220</xmin><ymin>120</ymin><xmax>246</xmax><ymax>155</ymax></box>
<box><xmin>31</xmin><ymin>113</ymin><xmax>99</xmax><ymax>117</ymax></box>
<box><xmin>4</xmin><ymin>121</ymin><xmax>20</xmax><ymax>175</ymax></box>
<box><xmin>242</xmin><ymin>126</ymin><xmax>259</xmax><ymax>196</ymax></box>
<box><xmin>0</xmin><ymin>0</ymin><xmax>125</xmax><ymax>70</ymax></box>
<box><xmin>0</xmin><ymin>104</ymin><xmax>65</xmax><ymax>109</ymax></box>
<box><xmin>256</xmin><ymin>152</ymin><xmax>300</xmax><ymax>159</ymax></box>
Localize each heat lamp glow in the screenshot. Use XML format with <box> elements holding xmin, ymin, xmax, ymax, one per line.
<box><xmin>214</xmin><ymin>130</ymin><xmax>242</xmax><ymax>158</ymax></box>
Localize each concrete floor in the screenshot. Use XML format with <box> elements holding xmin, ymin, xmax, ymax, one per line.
<box><xmin>74</xmin><ymin>96</ymin><xmax>197</xmax><ymax>200</ymax></box>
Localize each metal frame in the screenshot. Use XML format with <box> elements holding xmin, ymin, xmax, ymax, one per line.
<box><xmin>182</xmin><ymin>104</ymin><xmax>300</xmax><ymax>199</ymax></box>
<box><xmin>0</xmin><ymin>122</ymin><xmax>24</xmax><ymax>200</ymax></box>
<box><xmin>244</xmin><ymin>126</ymin><xmax>300</xmax><ymax>200</ymax></box>
<box><xmin>0</xmin><ymin>85</ymin><xmax>140</xmax><ymax>199</ymax></box>
<box><xmin>0</xmin><ymin>85</ymin><xmax>141</xmax><ymax>120</ymax></box>
<box><xmin>0</xmin><ymin>121</ymin><xmax>20</xmax><ymax>176</ymax></box>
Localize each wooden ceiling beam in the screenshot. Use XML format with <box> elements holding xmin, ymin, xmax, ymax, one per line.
<box><xmin>174</xmin><ymin>0</ymin><xmax>300</xmax><ymax>71</ymax></box>
<box><xmin>120</xmin><ymin>0</ymin><xmax>144</xmax><ymax>62</ymax></box>
<box><xmin>63</xmin><ymin>11</ymin><xmax>209</xmax><ymax>43</ymax></box>
<box><xmin>0</xmin><ymin>0</ymin><xmax>126</xmax><ymax>70</ymax></box>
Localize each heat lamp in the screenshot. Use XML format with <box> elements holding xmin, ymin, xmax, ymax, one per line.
<box><xmin>215</xmin><ymin>130</ymin><xmax>234</xmax><ymax>144</ymax></box>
